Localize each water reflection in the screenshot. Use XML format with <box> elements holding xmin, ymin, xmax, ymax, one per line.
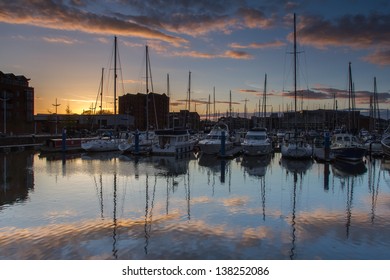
<box><xmin>367</xmin><ymin>159</ymin><xmax>381</xmax><ymax>224</ymax></box>
<box><xmin>0</xmin><ymin>151</ymin><xmax>34</xmax><ymax>207</ymax></box>
<box><xmin>1</xmin><ymin>151</ymin><xmax>390</xmax><ymax>259</ymax></box>
<box><xmin>241</xmin><ymin>154</ymin><xmax>272</xmax><ymax>177</ymax></box>
<box><xmin>330</xmin><ymin>160</ymin><xmax>368</xmax><ymax>239</ymax></box>
<box><xmin>279</xmin><ymin>158</ymin><xmax>310</xmax><ymax>260</ymax></box>
<box><xmin>332</xmin><ymin>160</ymin><xmax>367</xmax><ymax>178</ymax></box>
<box><xmin>197</xmin><ymin>153</ymin><xmax>232</xmax><ymax>189</ymax></box>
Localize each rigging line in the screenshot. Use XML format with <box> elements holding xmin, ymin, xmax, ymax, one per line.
<box><xmin>116</xmin><ymin>46</ymin><xmax>126</xmax><ymax>97</ymax></box>
<box><xmin>146</xmin><ymin>48</ymin><xmax>158</xmax><ymax>129</ymax></box>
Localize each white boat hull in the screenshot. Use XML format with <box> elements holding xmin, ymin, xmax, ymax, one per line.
<box><xmin>152</xmin><ymin>140</ymin><xmax>196</xmax><ymax>156</ymax></box>
<box><xmin>81</xmin><ymin>139</ymin><xmax>121</xmax><ymax>152</ymax></box>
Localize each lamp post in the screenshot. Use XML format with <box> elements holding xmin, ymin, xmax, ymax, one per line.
<box><xmin>52</xmin><ymin>98</ymin><xmax>61</xmax><ymax>135</ymax></box>
<box><xmin>0</xmin><ymin>91</ymin><xmax>10</xmax><ymax>135</ymax></box>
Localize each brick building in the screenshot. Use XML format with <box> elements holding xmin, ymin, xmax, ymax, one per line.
<box><xmin>119</xmin><ymin>92</ymin><xmax>169</xmax><ymax>130</ymax></box>
<box><xmin>0</xmin><ymin>71</ymin><xmax>34</xmax><ymax>134</ymax></box>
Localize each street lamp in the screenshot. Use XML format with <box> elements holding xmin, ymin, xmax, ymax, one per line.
<box><xmin>0</xmin><ymin>91</ymin><xmax>10</xmax><ymax>135</ymax></box>
<box><xmin>52</xmin><ymin>98</ymin><xmax>61</xmax><ymax>135</ymax></box>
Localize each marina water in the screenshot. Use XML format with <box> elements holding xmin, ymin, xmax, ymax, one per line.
<box><xmin>1</xmin><ymin>150</ymin><xmax>390</xmax><ymax>259</ymax></box>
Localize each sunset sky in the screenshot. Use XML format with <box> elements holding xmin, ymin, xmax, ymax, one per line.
<box><xmin>1</xmin><ymin>0</ymin><xmax>389</xmax><ymax>117</ymax></box>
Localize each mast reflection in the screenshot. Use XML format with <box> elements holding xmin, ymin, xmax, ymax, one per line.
<box><xmin>331</xmin><ymin>160</ymin><xmax>366</xmax><ymax>239</ymax></box>
<box><xmin>280</xmin><ymin>157</ymin><xmax>312</xmax><ymax>260</ymax></box>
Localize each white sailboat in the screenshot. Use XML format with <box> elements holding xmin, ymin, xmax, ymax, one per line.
<box><xmin>82</xmin><ymin>36</ymin><xmax>122</xmax><ymax>152</ymax></box>
<box><xmin>281</xmin><ymin>13</ymin><xmax>312</xmax><ymax>160</ymax></box>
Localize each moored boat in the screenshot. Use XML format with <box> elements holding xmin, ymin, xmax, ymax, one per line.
<box><xmin>81</xmin><ymin>137</ymin><xmax>122</xmax><ymax>152</ymax></box>
<box><xmin>381</xmin><ymin>134</ymin><xmax>390</xmax><ymax>158</ymax></box>
<box><xmin>241</xmin><ymin>127</ymin><xmax>273</xmax><ymax>156</ymax></box>
<box><xmin>40</xmin><ymin>137</ymin><xmax>96</xmax><ymax>153</ymax></box>
<box><xmin>330</xmin><ymin>132</ymin><xmax>366</xmax><ymax>161</ymax></box>
<box><xmin>281</xmin><ymin>132</ymin><xmax>313</xmax><ymax>159</ymax></box>
<box><xmin>152</xmin><ymin>128</ymin><xmax>196</xmax><ymax>156</ymax></box>
<box><xmin>198</xmin><ymin>122</ymin><xmax>233</xmax><ymax>155</ymax></box>
<box><xmin>118</xmin><ymin>131</ymin><xmax>156</xmax><ymax>154</ymax></box>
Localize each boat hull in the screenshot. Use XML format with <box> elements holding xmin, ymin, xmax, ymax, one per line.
<box><xmin>281</xmin><ymin>143</ymin><xmax>312</xmax><ymax>159</ymax></box>
<box><xmin>81</xmin><ymin>139</ymin><xmax>120</xmax><ymax>152</ymax></box>
<box><xmin>198</xmin><ymin>141</ymin><xmax>233</xmax><ymax>155</ymax></box>
<box><xmin>242</xmin><ymin>143</ymin><xmax>272</xmax><ymax>156</ymax></box>
<box><xmin>152</xmin><ymin>141</ymin><xmax>196</xmax><ymax>156</ymax></box>
<box><xmin>331</xmin><ymin>147</ymin><xmax>366</xmax><ymax>161</ymax></box>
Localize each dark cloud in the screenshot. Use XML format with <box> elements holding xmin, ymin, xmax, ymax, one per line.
<box><xmin>1</xmin><ymin>1</ymin><xmax>389</xmax><ymax>65</ymax></box>
<box><xmin>294</xmin><ymin>13</ymin><xmax>390</xmax><ymax>65</ymax></box>
<box><xmin>279</xmin><ymin>87</ymin><xmax>390</xmax><ymax>104</ymax></box>
<box><xmin>297</xmin><ymin>13</ymin><xmax>390</xmax><ymax>49</ymax></box>
<box><xmin>238</xmin><ymin>89</ymin><xmax>261</xmax><ymax>96</ymax></box>
<box><xmin>0</xmin><ymin>0</ymin><xmax>188</xmax><ymax>46</ymax></box>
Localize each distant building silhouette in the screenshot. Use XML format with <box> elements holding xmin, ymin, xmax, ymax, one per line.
<box><xmin>119</xmin><ymin>92</ymin><xmax>169</xmax><ymax>130</ymax></box>
<box><xmin>0</xmin><ymin>71</ymin><xmax>34</xmax><ymax>134</ymax></box>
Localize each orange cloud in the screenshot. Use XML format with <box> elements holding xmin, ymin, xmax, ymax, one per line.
<box><xmin>230</xmin><ymin>40</ymin><xmax>286</xmax><ymax>49</ymax></box>
<box><xmin>42</xmin><ymin>36</ymin><xmax>81</xmax><ymax>45</ymax></box>
<box><xmin>172</xmin><ymin>49</ymin><xmax>253</xmax><ymax>60</ymax></box>
<box><xmin>362</xmin><ymin>49</ymin><xmax>390</xmax><ymax>66</ymax></box>
<box><xmin>237</xmin><ymin>8</ymin><xmax>277</xmax><ymax>29</ymax></box>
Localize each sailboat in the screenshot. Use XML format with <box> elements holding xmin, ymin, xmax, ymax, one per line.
<box><xmin>118</xmin><ymin>45</ymin><xmax>157</xmax><ymax>154</ymax></box>
<box><xmin>330</xmin><ymin>63</ymin><xmax>366</xmax><ymax>162</ymax></box>
<box><xmin>364</xmin><ymin>77</ymin><xmax>383</xmax><ymax>156</ymax></box>
<box><xmin>82</xmin><ymin>36</ymin><xmax>123</xmax><ymax>152</ymax></box>
<box><xmin>280</xmin><ymin>13</ymin><xmax>312</xmax><ymax>160</ymax></box>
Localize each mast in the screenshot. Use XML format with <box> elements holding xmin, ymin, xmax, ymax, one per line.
<box><xmin>167</xmin><ymin>73</ymin><xmax>170</xmax><ymax>129</ymax></box>
<box><xmin>348</xmin><ymin>62</ymin><xmax>353</xmax><ymax>132</ymax></box>
<box><xmin>187</xmin><ymin>71</ymin><xmax>191</xmax><ymax>112</ymax></box>
<box><xmin>229</xmin><ymin>90</ymin><xmax>232</xmax><ymax>118</ymax></box>
<box><xmin>114</xmin><ymin>36</ymin><xmax>117</xmax><ymax>117</ymax></box>
<box><xmin>293</xmin><ymin>13</ymin><xmax>297</xmax><ymax>133</ymax></box>
<box><xmin>263</xmin><ymin>73</ymin><xmax>267</xmax><ymax>128</ymax></box>
<box><xmin>213</xmin><ymin>86</ymin><xmax>216</xmax><ymax>122</ymax></box>
<box><xmin>100</xmin><ymin>67</ymin><xmax>104</xmax><ymax>129</ymax></box>
<box><xmin>373</xmin><ymin>77</ymin><xmax>380</xmax><ymax>131</ymax></box>
<box><xmin>146</xmin><ymin>45</ymin><xmax>149</xmax><ymax>132</ymax></box>
<box><xmin>208</xmin><ymin>94</ymin><xmax>211</xmax><ymax>121</ymax></box>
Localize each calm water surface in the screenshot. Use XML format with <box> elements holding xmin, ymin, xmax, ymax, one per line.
<box><xmin>1</xmin><ymin>150</ymin><xmax>390</xmax><ymax>260</ymax></box>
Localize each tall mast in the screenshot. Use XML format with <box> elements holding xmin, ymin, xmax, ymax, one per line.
<box><xmin>114</xmin><ymin>36</ymin><xmax>117</xmax><ymax>116</ymax></box>
<box><xmin>146</xmin><ymin>45</ymin><xmax>149</xmax><ymax>132</ymax></box>
<box><xmin>213</xmin><ymin>86</ymin><xmax>216</xmax><ymax>122</ymax></box>
<box><xmin>229</xmin><ymin>90</ymin><xmax>232</xmax><ymax>117</ymax></box>
<box><xmin>373</xmin><ymin>76</ymin><xmax>380</xmax><ymax>131</ymax></box>
<box><xmin>167</xmin><ymin>73</ymin><xmax>170</xmax><ymax>128</ymax></box>
<box><xmin>348</xmin><ymin>62</ymin><xmax>353</xmax><ymax>132</ymax></box>
<box><xmin>208</xmin><ymin>94</ymin><xmax>211</xmax><ymax>121</ymax></box>
<box><xmin>187</xmin><ymin>71</ymin><xmax>191</xmax><ymax>112</ymax></box>
<box><xmin>293</xmin><ymin>13</ymin><xmax>297</xmax><ymax>133</ymax></box>
<box><xmin>263</xmin><ymin>73</ymin><xmax>267</xmax><ymax>127</ymax></box>
<box><xmin>100</xmin><ymin>67</ymin><xmax>104</xmax><ymax>129</ymax></box>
